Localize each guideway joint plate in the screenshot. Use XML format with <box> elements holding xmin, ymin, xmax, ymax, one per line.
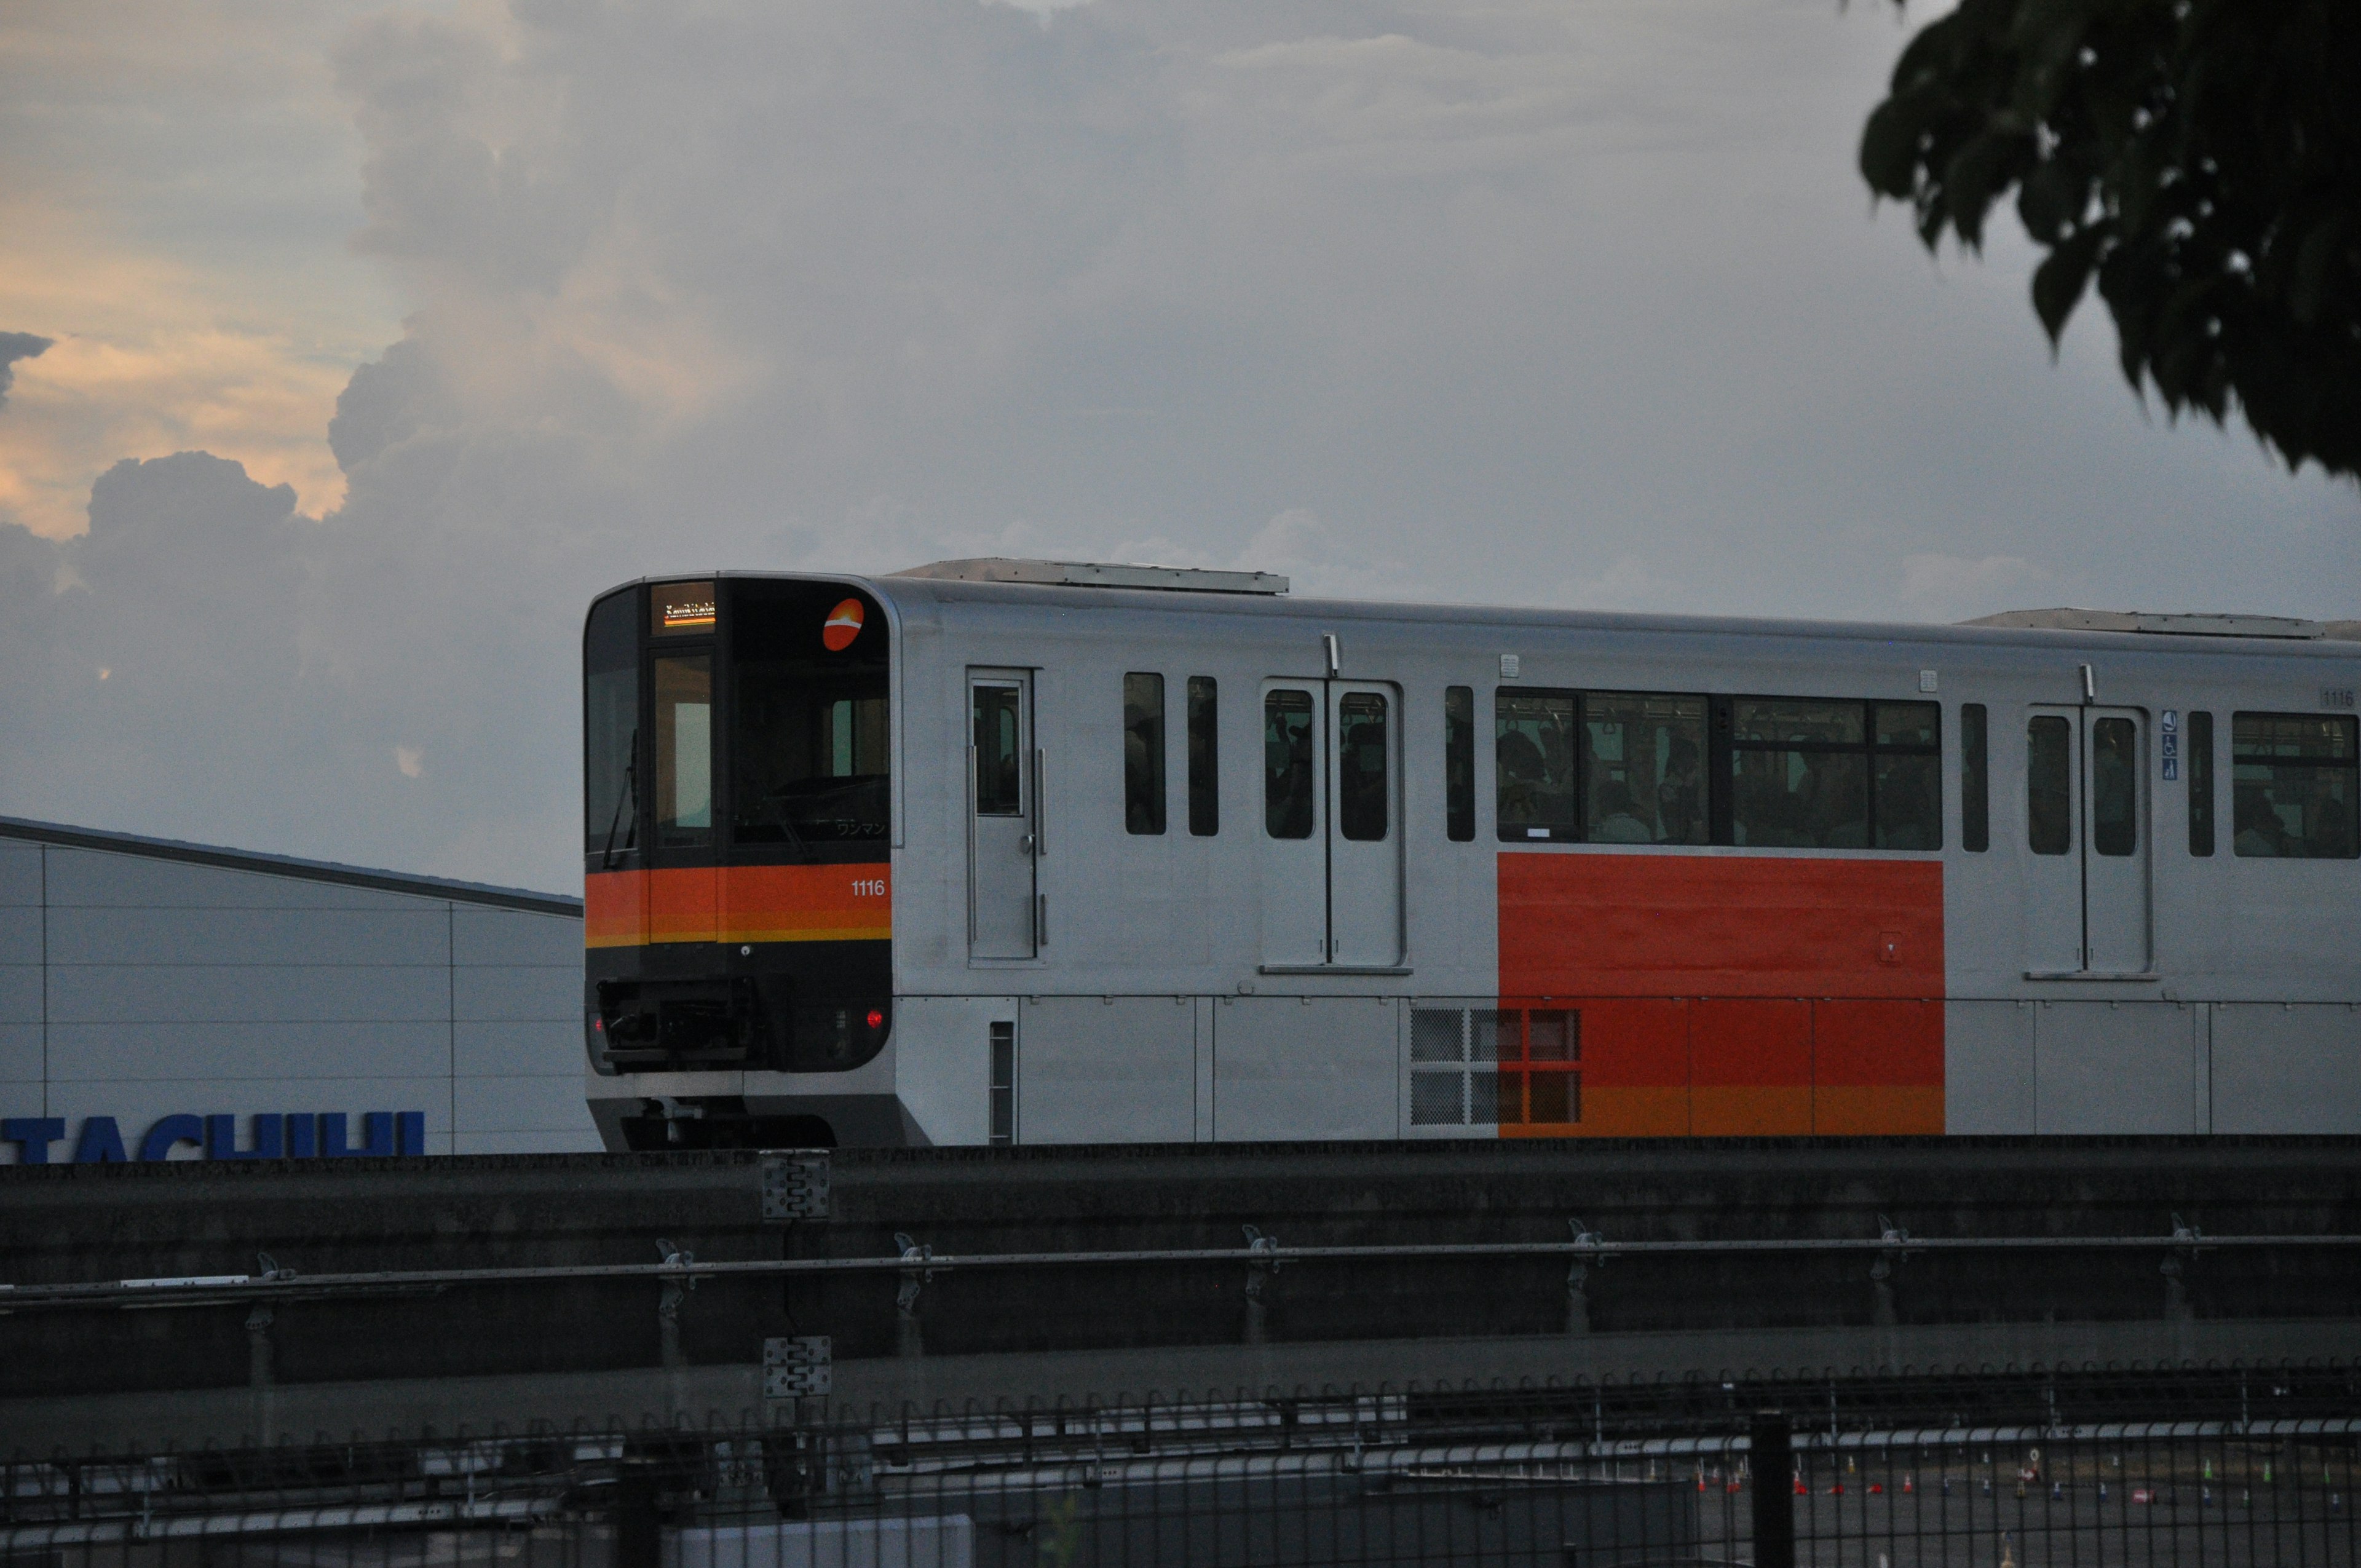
<box><xmin>764</xmin><ymin>1335</ymin><xmax>832</xmax><ymax>1398</ymax></box>
<box><xmin>761</xmin><ymin>1150</ymin><xmax>831</xmax><ymax>1222</ymax></box>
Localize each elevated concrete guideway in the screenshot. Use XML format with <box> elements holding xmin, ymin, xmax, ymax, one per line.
<box><xmin>4</xmin><ymin>1137</ymin><xmax>2357</xmax><ymax>1450</ymax></box>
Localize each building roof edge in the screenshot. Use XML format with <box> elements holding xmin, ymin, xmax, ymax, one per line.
<box><xmin>0</xmin><ymin>817</ymin><xmax>582</xmax><ymax>917</ymax></box>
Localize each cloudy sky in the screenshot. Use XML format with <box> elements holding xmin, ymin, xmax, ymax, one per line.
<box><xmin>0</xmin><ymin>0</ymin><xmax>2352</xmax><ymax>894</ymax></box>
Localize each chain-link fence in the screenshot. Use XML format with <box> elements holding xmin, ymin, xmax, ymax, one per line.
<box><xmin>7</xmin><ymin>1366</ymin><xmax>2359</xmax><ymax>1567</ymax></box>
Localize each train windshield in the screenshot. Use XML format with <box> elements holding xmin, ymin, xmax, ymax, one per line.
<box><xmin>730</xmin><ymin>580</ymin><xmax>890</xmax><ymax>849</ymax></box>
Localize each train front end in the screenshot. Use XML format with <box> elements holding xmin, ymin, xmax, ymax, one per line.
<box><xmin>581</xmin><ymin>576</ymin><xmax>898</xmax><ymax>1149</ymax></box>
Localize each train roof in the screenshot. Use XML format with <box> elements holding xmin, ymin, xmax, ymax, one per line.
<box><xmin>597</xmin><ymin>560</ymin><xmax>2361</xmax><ymax>661</ymax></box>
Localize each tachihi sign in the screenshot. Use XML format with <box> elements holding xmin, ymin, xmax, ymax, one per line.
<box><xmin>1</xmin><ymin>1112</ymin><xmax>429</xmax><ymax>1163</ymax></box>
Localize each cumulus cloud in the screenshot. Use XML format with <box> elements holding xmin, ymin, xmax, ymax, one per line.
<box><xmin>1898</xmin><ymin>552</ymin><xmax>2054</xmax><ymax>624</ymax></box>
<box><xmin>0</xmin><ymin>331</ymin><xmax>52</xmax><ymax>408</ymax></box>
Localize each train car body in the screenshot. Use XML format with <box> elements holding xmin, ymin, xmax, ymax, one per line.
<box><xmin>582</xmin><ymin>561</ymin><xmax>2361</xmax><ymax>1150</ymax></box>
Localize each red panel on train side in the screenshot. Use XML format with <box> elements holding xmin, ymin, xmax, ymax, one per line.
<box><xmin>1497</xmin><ymin>853</ymin><xmax>1945</xmax><ymax>1138</ymax></box>
<box><xmin>1690</xmin><ymin>999</ymin><xmax>1813</xmax><ymax>1136</ymax></box>
<box><xmin>1811</xmin><ymin>999</ymin><xmax>1945</xmax><ymax>1134</ymax></box>
<box><xmin>1498</xmin><ymin>853</ymin><xmax>1942</xmax><ymax>999</ymax></box>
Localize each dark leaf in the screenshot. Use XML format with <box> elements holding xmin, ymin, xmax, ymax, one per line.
<box><xmin>1942</xmin><ymin>130</ymin><xmax>2033</xmax><ymax>249</ymax></box>
<box><xmin>2288</xmin><ymin>214</ymin><xmax>2357</xmax><ymax>327</ymax></box>
<box><xmin>1859</xmin><ymin>94</ymin><xmax>1934</xmax><ymax>199</ymax></box>
<box><xmin>2032</xmin><ymin>224</ymin><xmax>2110</xmax><ymax>344</ymax></box>
<box><xmin>2017</xmin><ymin>159</ymin><xmax>2086</xmax><ymax>244</ymax></box>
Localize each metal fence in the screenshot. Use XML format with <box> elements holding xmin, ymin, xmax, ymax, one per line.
<box><xmin>7</xmin><ymin>1364</ymin><xmax>2360</xmax><ymax>1567</ymax></box>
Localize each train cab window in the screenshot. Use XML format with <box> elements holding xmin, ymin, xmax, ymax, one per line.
<box><xmin>1337</xmin><ymin>692</ymin><xmax>1390</xmax><ymax>841</ymax></box>
<box><xmin>1496</xmin><ymin>691</ymin><xmax>1577</xmax><ymax>841</ymax></box>
<box><xmin>1187</xmin><ymin>677</ymin><xmax>1218</xmax><ymax>836</ymax></box>
<box><xmin>2187</xmin><ymin>711</ymin><xmax>2215</xmax><ymax>856</ymax></box>
<box><xmin>2090</xmin><ymin>716</ymin><xmax>2138</xmax><ymax>856</ymax></box>
<box><xmin>1264</xmin><ymin>689</ymin><xmax>1316</xmax><ymax>838</ymax></box>
<box><xmin>1124</xmin><ymin>673</ymin><xmax>1166</xmax><ymax>834</ymax></box>
<box><xmin>2027</xmin><ymin>715</ymin><xmax>2073</xmax><ymax>855</ymax></box>
<box><xmin>973</xmin><ymin>686</ymin><xmax>1022</xmax><ymax>815</ymax></box>
<box><xmin>1444</xmin><ymin>687</ymin><xmax>1476</xmax><ymax>841</ymax></box>
<box><xmin>728</xmin><ymin>580</ymin><xmax>891</xmax><ymax>851</ymax></box>
<box><xmin>652</xmin><ymin>654</ymin><xmax>713</xmax><ymax>849</ymax></box>
<box><xmin>2231</xmin><ymin>713</ymin><xmax>2359</xmax><ymax>858</ymax></box>
<box><xmin>1584</xmin><ymin>692</ymin><xmax>1707</xmax><ymax>844</ymax></box>
<box><xmin>585</xmin><ymin>592</ymin><xmax>638</xmax><ymax>863</ymax></box>
<box><xmin>1960</xmin><ymin>703</ymin><xmax>1989</xmax><ymax>852</ymax></box>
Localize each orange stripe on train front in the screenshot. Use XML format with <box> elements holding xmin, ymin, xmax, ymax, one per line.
<box><xmin>821</xmin><ymin>598</ymin><xmax>865</xmax><ymax>652</ymax></box>
<box><xmin>586</xmin><ymin>863</ymin><xmax>890</xmax><ymax>948</ymax></box>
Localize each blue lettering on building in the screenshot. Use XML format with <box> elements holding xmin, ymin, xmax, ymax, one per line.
<box><xmin>1</xmin><ymin>1112</ymin><xmax>427</xmax><ymax>1163</ymax></box>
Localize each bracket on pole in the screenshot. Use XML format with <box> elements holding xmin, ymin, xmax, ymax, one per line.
<box><xmin>1871</xmin><ymin>1214</ymin><xmax>1912</xmax><ymax>1328</ymax></box>
<box><xmin>1567</xmin><ymin>1218</ymin><xmax>1607</xmax><ymax>1335</ymax></box>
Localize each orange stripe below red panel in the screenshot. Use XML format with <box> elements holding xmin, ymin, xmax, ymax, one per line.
<box><xmin>586</xmin><ymin>864</ymin><xmax>891</xmax><ymax>949</ymax></box>
<box><xmin>1503</xmin><ymin>1087</ymin><xmax>1689</xmax><ymax>1139</ymax></box>
<box><xmin>1813</xmin><ymin>1084</ymin><xmax>1945</xmax><ymax>1136</ymax></box>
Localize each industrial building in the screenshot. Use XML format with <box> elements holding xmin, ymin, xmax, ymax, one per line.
<box><xmin>0</xmin><ymin>817</ymin><xmax>593</xmax><ymax>1162</ymax></box>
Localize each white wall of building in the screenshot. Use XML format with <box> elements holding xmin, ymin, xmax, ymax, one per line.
<box><xmin>0</xmin><ymin>823</ymin><xmax>596</xmax><ymax>1162</ymax></box>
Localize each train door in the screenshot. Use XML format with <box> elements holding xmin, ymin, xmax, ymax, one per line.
<box><xmin>968</xmin><ymin>671</ymin><xmax>1038</xmax><ymax>960</ymax></box>
<box><xmin>1260</xmin><ymin>684</ymin><xmax>1327</xmax><ymax>967</ymax></box>
<box><xmin>2082</xmin><ymin>707</ymin><xmax>2150</xmax><ymax>973</ymax></box>
<box><xmin>1327</xmin><ymin>683</ymin><xmax>1404</xmax><ymax>966</ymax></box>
<box><xmin>2024</xmin><ymin>705</ymin><xmax>2151</xmax><ymax>975</ymax></box>
<box><xmin>1257</xmin><ymin>680</ymin><xmax>1404</xmax><ymax>968</ymax></box>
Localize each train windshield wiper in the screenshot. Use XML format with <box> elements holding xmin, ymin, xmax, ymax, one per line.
<box><xmin>599</xmin><ymin>743</ymin><xmax>637</xmax><ymax>870</ymax></box>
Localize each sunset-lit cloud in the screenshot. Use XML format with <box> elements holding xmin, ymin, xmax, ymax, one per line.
<box><xmin>0</xmin><ymin>322</ymin><xmax>354</xmax><ymax>535</ymax></box>
<box><xmin>0</xmin><ymin>0</ymin><xmax>398</xmax><ymax>534</ymax></box>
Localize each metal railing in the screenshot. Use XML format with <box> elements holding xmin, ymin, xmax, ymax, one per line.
<box><xmin>2</xmin><ymin>1221</ymin><xmax>2339</xmax><ymax>1311</ymax></box>
<box><xmin>7</xmin><ymin>1365</ymin><xmax>2361</xmax><ymax>1566</ymax></box>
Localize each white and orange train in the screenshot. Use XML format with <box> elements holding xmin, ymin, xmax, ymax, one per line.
<box><xmin>580</xmin><ymin>560</ymin><xmax>2361</xmax><ymax>1149</ymax></box>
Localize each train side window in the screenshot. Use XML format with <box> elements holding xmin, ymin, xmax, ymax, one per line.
<box><xmin>1730</xmin><ymin>698</ymin><xmax>1866</xmax><ymax>848</ymax></box>
<box><xmin>1264</xmin><ymin>689</ymin><xmax>1316</xmax><ymax>839</ymax></box>
<box><xmin>1337</xmin><ymin>692</ymin><xmax>1390</xmax><ymax>841</ymax></box>
<box><xmin>2231</xmin><ymin>712</ymin><xmax>2359</xmax><ymax>858</ymax></box>
<box><xmin>1873</xmin><ymin>701</ymin><xmax>1942</xmax><ymax>850</ymax></box>
<box><xmin>1444</xmin><ymin>686</ymin><xmax>1475</xmax><ymax>841</ymax></box>
<box><xmin>1124</xmin><ymin>673</ymin><xmax>1166</xmax><ymax>835</ymax></box>
<box><xmin>2090</xmin><ymin>716</ymin><xmax>2138</xmax><ymax>856</ymax></box>
<box><xmin>1960</xmin><ymin>703</ymin><xmax>1989</xmax><ymax>852</ymax></box>
<box><xmin>1497</xmin><ymin>690</ymin><xmax>1578</xmax><ymax>841</ymax></box>
<box><xmin>973</xmin><ymin>686</ymin><xmax>1023</xmax><ymax>815</ymax></box>
<box><xmin>1187</xmin><ymin>677</ymin><xmax>1218</xmax><ymax>836</ymax></box>
<box><xmin>2187</xmin><ymin>710</ymin><xmax>2214</xmax><ymax>856</ymax></box>
<box><xmin>1726</xmin><ymin>697</ymin><xmax>1939</xmax><ymax>850</ymax></box>
<box><xmin>652</xmin><ymin>654</ymin><xmax>713</xmax><ymax>849</ymax></box>
<box><xmin>2027</xmin><ymin>715</ymin><xmax>2073</xmax><ymax>855</ymax></box>
<box><xmin>1582</xmin><ymin>692</ymin><xmax>1706</xmax><ymax>844</ymax></box>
